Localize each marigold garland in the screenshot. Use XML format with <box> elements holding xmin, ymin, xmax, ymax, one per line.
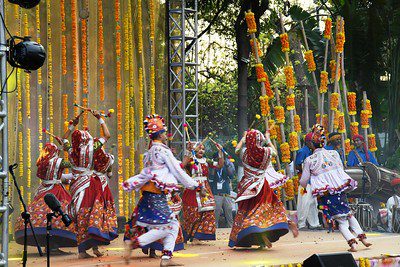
<box><xmin>255</xmin><ymin>64</ymin><xmax>266</xmax><ymax>82</ymax></box>
<box><xmin>316</xmin><ymin>113</ymin><xmax>321</xmax><ymax>123</ymax></box>
<box><xmin>71</xmin><ymin>0</ymin><xmax>78</xmax><ymax>115</ymax></box>
<box><xmin>38</xmin><ymin>95</ymin><xmax>43</xmax><ymax>146</ymax></box>
<box><xmin>259</xmin><ymin>95</ymin><xmax>270</xmax><ymax>117</ymax></box>
<box><xmin>322</xmin><ymin>114</ymin><xmax>329</xmax><ymax>131</ymax></box>
<box><xmin>138</xmin><ymin>0</ymin><xmax>143</xmax><ymax>53</ymax></box>
<box><xmin>350</xmin><ymin>122</ymin><xmax>359</xmax><ymax>137</ymax></box>
<box><xmin>150</xmin><ymin>66</ymin><xmax>156</xmax><ymax>113</ymax></box>
<box><xmin>284</xmin><ymin>179</ymin><xmax>294</xmax><ymax>200</ymax></box>
<box><xmin>18</xmin><ymin>132</ymin><xmax>23</xmax><ymax>177</ymax></box>
<box><xmin>323</xmin><ymin>18</ymin><xmax>332</xmax><ymax>39</ymax></box>
<box><xmin>294</xmin><ymin>114</ymin><xmax>301</xmax><ymax>132</ymax></box>
<box><xmin>280</xmin><ymin>33</ymin><xmax>290</xmax><ymax>52</ymax></box>
<box><xmin>149</xmin><ymin>0</ymin><xmax>155</xmax><ymax>40</ymax></box>
<box><xmin>304</xmin><ymin>50</ymin><xmax>316</xmax><ymax>72</ymax></box>
<box><xmin>347</xmin><ymin>92</ymin><xmax>357</xmax><ymax>115</ymax></box>
<box><xmin>46</xmin><ymin>0</ymin><xmax>53</xmax><ymax>120</ymax></box>
<box><xmin>82</xmin><ymin>98</ymin><xmax>88</xmax><ymax>128</ymax></box>
<box><xmin>330</xmin><ymin>92</ymin><xmax>339</xmax><ymax>111</ymax></box>
<box><xmin>124</xmin><ymin>84</ymin><xmax>130</xmax><ymax>146</ymax></box>
<box><xmin>280</xmin><ymin>142</ymin><xmax>291</xmax><ymax>163</ymax></box>
<box><xmin>35</xmin><ymin>5</ymin><xmax>42</xmax><ymax>84</ymax></box>
<box><xmin>333</xmin><ymin>110</ymin><xmax>340</xmax><ymax>129</ymax></box>
<box><xmin>366</xmin><ymin>99</ymin><xmax>372</xmax><ymax>118</ymax></box>
<box><xmin>245</xmin><ymin>11</ymin><xmax>257</xmax><ymax>34</ymax></box>
<box><xmin>293</xmin><ymin>175</ymin><xmax>299</xmax><ymax>195</ymax></box>
<box><xmin>361</xmin><ymin>110</ymin><xmax>369</xmax><ymax>129</ymax></box>
<box><xmin>276</xmin><ymin>125</ymin><xmax>282</xmax><ymax>143</ymax></box>
<box><xmin>25</xmin><ymin>73</ymin><xmax>30</xmax><ymax>119</ymax></box>
<box><xmin>250</xmin><ymin>39</ymin><xmax>262</xmax><ymax>57</ymax></box>
<box><xmin>289</xmin><ymin>132</ymin><xmax>299</xmax><ymax>152</ymax></box>
<box><xmin>284</xmin><ymin>66</ymin><xmax>295</xmax><ymax>89</ymax></box>
<box><xmin>139</xmin><ymin>67</ymin><xmax>144</xmax><ymax>137</ymax></box>
<box><xmin>81</xmin><ymin>19</ymin><xmax>88</xmax><ymax>94</ymax></box>
<box><xmin>264</xmin><ymin>78</ymin><xmax>274</xmax><ymax>98</ymax></box>
<box><xmin>27</xmin><ymin>128</ymin><xmax>31</xmax><ymax>189</ymax></box>
<box><xmin>319</xmin><ymin>71</ymin><xmax>328</xmax><ymax>93</ymax></box>
<box><xmin>336</xmin><ymin>32</ymin><xmax>345</xmax><ymax>53</ymax></box>
<box><xmin>117</xmin><ymin>99</ymin><xmax>123</xmax><ymax>131</ymax></box>
<box><xmin>63</xmin><ymin>94</ymin><xmax>68</xmax><ymax>121</ymax></box>
<box><xmin>345</xmin><ymin>138</ymin><xmax>351</xmax><ymax>155</ymax></box>
<box><xmin>98</xmin><ymin>0</ymin><xmax>104</xmax><ymax>100</ymax></box>
<box><xmin>271</xmin><ymin>156</ymin><xmax>277</xmax><ymax>165</ymax></box>
<box><xmin>368</xmin><ymin>134</ymin><xmax>377</xmax><ymax>152</ymax></box>
<box><xmin>286</xmin><ymin>93</ymin><xmax>295</xmax><ymax>111</ymax></box>
<box><xmin>329</xmin><ymin>59</ymin><xmax>340</xmax><ymax>82</ymax></box>
<box><xmin>269</xmin><ymin>120</ymin><xmax>277</xmax><ymax>139</ymax></box>
<box><xmin>115</xmin><ymin>0</ymin><xmax>122</xmax><ymax>92</ymax></box>
<box><xmin>274</xmin><ymin>106</ymin><xmax>285</xmax><ymax>124</ymax></box>
<box><xmin>338</xmin><ymin>112</ymin><xmax>346</xmax><ymax>133</ymax></box>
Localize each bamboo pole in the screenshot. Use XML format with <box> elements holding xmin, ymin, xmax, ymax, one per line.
<box><xmin>300</xmin><ymin>20</ymin><xmax>318</xmax><ymax>130</ymax></box>
<box><xmin>320</xmin><ymin>40</ymin><xmax>329</xmax><ymax>124</ymax></box>
<box><xmin>362</xmin><ymin>91</ymin><xmax>370</xmax><ymax>151</ymax></box>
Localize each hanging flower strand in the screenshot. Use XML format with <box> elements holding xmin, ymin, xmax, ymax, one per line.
<box><xmin>323</xmin><ymin>17</ymin><xmax>332</xmax><ymax>39</ymax></box>
<box><xmin>245</xmin><ymin>11</ymin><xmax>257</xmax><ymax>34</ymax></box>
<box><xmin>304</xmin><ymin>50</ymin><xmax>316</xmax><ymax>72</ymax></box>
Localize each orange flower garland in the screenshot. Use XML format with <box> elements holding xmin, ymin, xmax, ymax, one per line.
<box><xmin>286</xmin><ymin>93</ymin><xmax>295</xmax><ymax>111</ymax></box>
<box><xmin>333</xmin><ymin>110</ymin><xmax>340</xmax><ymax>129</ymax></box>
<box><xmin>338</xmin><ymin>112</ymin><xmax>346</xmax><ymax>133</ymax></box>
<box><xmin>275</xmin><ymin>187</ymin><xmax>282</xmax><ymax>200</ymax></box>
<box><xmin>115</xmin><ymin>0</ymin><xmax>122</xmax><ymax>92</ymax></box>
<box><xmin>329</xmin><ymin>60</ymin><xmax>340</xmax><ymax>81</ymax></box>
<box><xmin>304</xmin><ymin>50</ymin><xmax>316</xmax><ymax>72</ymax></box>
<box><xmin>289</xmin><ymin>132</ymin><xmax>299</xmax><ymax>152</ymax></box>
<box><xmin>255</xmin><ymin>63</ymin><xmax>266</xmax><ymax>82</ymax></box>
<box><xmin>81</xmin><ymin>19</ymin><xmax>88</xmax><ymax>94</ymax></box>
<box><xmin>344</xmin><ymin>138</ymin><xmax>352</xmax><ymax>155</ymax></box>
<box><xmin>19</xmin><ymin>132</ymin><xmax>23</xmax><ymax>177</ymax></box>
<box><xmin>274</xmin><ymin>106</ymin><xmax>285</xmax><ymax>124</ymax></box>
<box><xmin>82</xmin><ymin>98</ymin><xmax>88</xmax><ymax>128</ymax></box>
<box><xmin>361</xmin><ymin>110</ymin><xmax>369</xmax><ymax>129</ymax></box>
<box><xmin>368</xmin><ymin>134</ymin><xmax>378</xmax><ymax>152</ymax></box>
<box><xmin>264</xmin><ymin>78</ymin><xmax>274</xmax><ymax>98</ymax></box>
<box><xmin>38</xmin><ymin>95</ymin><xmax>42</xmax><ymax>146</ymax></box>
<box><xmin>292</xmin><ymin>175</ymin><xmax>299</xmax><ymax>195</ymax></box>
<box><xmin>139</xmin><ymin>67</ymin><xmax>144</xmax><ymax>137</ymax></box>
<box><xmin>284</xmin><ymin>66</ymin><xmax>295</xmax><ymax>89</ymax></box>
<box><xmin>284</xmin><ymin>179</ymin><xmax>294</xmax><ymax>201</ymax></box>
<box><xmin>330</xmin><ymin>92</ymin><xmax>339</xmax><ymax>111</ymax></box>
<box><xmin>280</xmin><ymin>33</ymin><xmax>290</xmax><ymax>52</ymax></box>
<box><xmin>316</xmin><ymin>113</ymin><xmax>321</xmax><ymax>123</ymax></box>
<box><xmin>250</xmin><ymin>39</ymin><xmax>262</xmax><ymax>57</ymax></box>
<box><xmin>350</xmin><ymin>122</ymin><xmax>359</xmax><ymax>137</ymax></box>
<box><xmin>271</xmin><ymin>156</ymin><xmax>277</xmax><ymax>165</ymax></box>
<box><xmin>245</xmin><ymin>11</ymin><xmax>257</xmax><ymax>34</ymax></box>
<box><xmin>323</xmin><ymin>18</ymin><xmax>332</xmax><ymax>39</ymax></box>
<box><xmin>347</xmin><ymin>92</ymin><xmax>357</xmax><ymax>115</ymax></box>
<box><xmin>61</xmin><ymin>0</ymin><xmax>66</xmax><ymax>75</ymax></box>
<box><xmin>319</xmin><ymin>71</ymin><xmax>328</xmax><ymax>93</ymax></box>
<box><xmin>294</xmin><ymin>114</ymin><xmax>301</xmax><ymax>132</ymax></box>
<box><xmin>336</xmin><ymin>32</ymin><xmax>345</xmax><ymax>53</ymax></box>
<box><xmin>98</xmin><ymin>0</ymin><xmax>105</xmax><ymax>100</ymax></box>
<box><xmin>269</xmin><ymin>120</ymin><xmax>277</xmax><ymax>139</ymax></box>
<box><xmin>71</xmin><ymin>0</ymin><xmax>78</xmax><ymax>115</ymax></box>
<box><xmin>322</xmin><ymin>114</ymin><xmax>329</xmax><ymax>130</ymax></box>
<box><xmin>259</xmin><ymin>95</ymin><xmax>270</xmax><ymax>117</ymax></box>
<box><xmin>280</xmin><ymin>142</ymin><xmax>291</xmax><ymax>163</ymax></box>
<box><xmin>366</xmin><ymin>99</ymin><xmax>372</xmax><ymax>118</ymax></box>
<box><xmin>276</xmin><ymin>125</ymin><xmax>282</xmax><ymax>143</ymax></box>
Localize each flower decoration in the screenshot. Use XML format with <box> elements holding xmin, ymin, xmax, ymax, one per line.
<box><xmin>292</xmin><ymin>175</ymin><xmax>299</xmax><ymax>195</ymax></box>
<box><xmin>284</xmin><ymin>179</ymin><xmax>294</xmax><ymax>200</ymax></box>
<box><xmin>284</xmin><ymin>66</ymin><xmax>295</xmax><ymax>89</ymax></box>
<box><xmin>286</xmin><ymin>93</ymin><xmax>295</xmax><ymax>111</ymax></box>
<box><xmin>269</xmin><ymin>120</ymin><xmax>277</xmax><ymax>139</ymax></box>
<box><xmin>329</xmin><ymin>60</ymin><xmax>340</xmax><ymax>82</ymax></box>
<box><xmin>319</xmin><ymin>71</ymin><xmax>328</xmax><ymax>93</ymax></box>
<box><xmin>294</xmin><ymin>114</ymin><xmax>301</xmax><ymax>133</ymax></box>
<box><xmin>274</xmin><ymin>106</ymin><xmax>285</xmax><ymax>124</ymax></box>
<box><xmin>280</xmin><ymin>142</ymin><xmax>291</xmax><ymax>163</ymax></box>
<box><xmin>361</xmin><ymin>110</ymin><xmax>369</xmax><ymax>129</ymax></box>
<box><xmin>323</xmin><ymin>18</ymin><xmax>332</xmax><ymax>39</ymax></box>
<box><xmin>259</xmin><ymin>95</ymin><xmax>270</xmax><ymax>117</ymax></box>
<box><xmin>289</xmin><ymin>132</ymin><xmax>299</xmax><ymax>152</ymax></box>
<box><xmin>347</xmin><ymin>92</ymin><xmax>357</xmax><ymax>115</ymax></box>
<box><xmin>322</xmin><ymin>114</ymin><xmax>329</xmax><ymax>131</ymax></box>
<box><xmin>336</xmin><ymin>32</ymin><xmax>345</xmax><ymax>53</ymax></box>
<box><xmin>366</xmin><ymin>99</ymin><xmax>372</xmax><ymax>118</ymax></box>
<box><xmin>345</xmin><ymin>138</ymin><xmax>352</xmax><ymax>155</ymax></box>
<box><xmin>304</xmin><ymin>50</ymin><xmax>316</xmax><ymax>72</ymax></box>
<box><xmin>368</xmin><ymin>134</ymin><xmax>377</xmax><ymax>152</ymax></box>
<box><xmin>350</xmin><ymin>122</ymin><xmax>359</xmax><ymax>137</ymax></box>
<box><xmin>250</xmin><ymin>39</ymin><xmax>262</xmax><ymax>57</ymax></box>
<box><xmin>338</xmin><ymin>112</ymin><xmax>346</xmax><ymax>133</ymax></box>
<box><xmin>280</xmin><ymin>33</ymin><xmax>290</xmax><ymax>52</ymax></box>
<box><xmin>245</xmin><ymin>11</ymin><xmax>257</xmax><ymax>33</ymax></box>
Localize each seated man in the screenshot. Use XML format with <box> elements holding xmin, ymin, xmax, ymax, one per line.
<box><xmin>325</xmin><ymin>132</ymin><xmax>345</xmax><ymax>164</ymax></box>
<box><xmin>386</xmin><ymin>178</ymin><xmax>400</xmax><ymax>232</ymax></box>
<box><xmin>347</xmin><ymin>134</ymin><xmax>378</xmax><ymax>167</ymax></box>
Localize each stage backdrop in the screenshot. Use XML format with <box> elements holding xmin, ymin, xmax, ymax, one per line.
<box><xmin>4</xmin><ymin>0</ymin><xmax>168</xmax><ymax>233</ymax></box>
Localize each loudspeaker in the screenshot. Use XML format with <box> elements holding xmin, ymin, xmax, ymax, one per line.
<box><xmin>303</xmin><ymin>252</ymin><xmax>357</xmax><ymax>267</ymax></box>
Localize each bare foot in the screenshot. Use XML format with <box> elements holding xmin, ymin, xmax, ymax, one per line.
<box><xmin>348</xmin><ymin>247</ymin><xmax>357</xmax><ymax>252</ymax></box>
<box><xmin>92</xmin><ymin>247</ymin><xmax>104</xmax><ymax>257</ymax></box>
<box><xmin>160</xmin><ymin>259</ymin><xmax>184</xmax><ymax>266</ymax></box>
<box><xmin>288</xmin><ymin>221</ymin><xmax>299</xmax><ymax>238</ymax></box>
<box><xmin>78</xmin><ymin>252</ymin><xmax>94</xmax><ymax>259</ymax></box>
<box><xmin>361</xmin><ymin>240</ymin><xmax>372</xmax><ymax>248</ymax></box>
<box><xmin>149</xmin><ymin>249</ymin><xmax>158</xmax><ymax>258</ymax></box>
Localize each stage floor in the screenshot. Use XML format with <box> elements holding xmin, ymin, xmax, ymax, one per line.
<box><xmin>8</xmin><ymin>228</ymin><xmax>400</xmax><ymax>267</ymax></box>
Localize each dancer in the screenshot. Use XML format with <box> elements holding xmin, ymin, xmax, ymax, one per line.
<box><xmin>295</xmin><ymin>133</ymin><xmax>321</xmax><ymax>230</ymax></box>
<box><xmin>14</xmin><ymin>141</ymin><xmax>76</xmax><ymax>250</ymax></box>
<box><xmin>229</xmin><ymin>129</ymin><xmax>296</xmax><ymax>248</ymax></box>
<box><xmin>300</xmin><ymin>124</ymin><xmax>372</xmax><ymax>252</ymax></box>
<box><xmin>123</xmin><ymin>114</ymin><xmax>204</xmax><ymax>266</ymax></box>
<box><xmin>63</xmin><ymin>110</ymin><xmax>118</xmax><ymax>258</ymax></box>
<box><xmin>181</xmin><ymin>141</ymin><xmax>223</xmax><ymax>243</ymax></box>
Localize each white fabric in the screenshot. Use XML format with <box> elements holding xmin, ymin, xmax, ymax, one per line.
<box><xmin>300</xmin><ymin>148</ymin><xmax>357</xmax><ymax>196</ymax></box>
<box><xmin>137</xmin><ymin>218</ymin><xmax>180</xmax><ymax>252</ymax></box>
<box><xmin>387</xmin><ymin>195</ymin><xmax>400</xmax><ymax>232</ymax></box>
<box><xmin>296</xmin><ymin>184</ymin><xmax>320</xmax><ymax>228</ymax></box>
<box><xmin>336</xmin><ymin>216</ymin><xmax>364</xmax><ymax>241</ymax></box>
<box><xmin>123</xmin><ymin>142</ymin><xmax>198</xmax><ymax>192</ymax></box>
<box><xmin>265</xmin><ymin>162</ymin><xmax>289</xmax><ymax>189</ymax></box>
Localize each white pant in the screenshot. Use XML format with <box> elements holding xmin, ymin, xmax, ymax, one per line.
<box><xmin>336</xmin><ymin>216</ymin><xmax>364</xmax><ymax>241</ymax></box>
<box><xmin>297</xmin><ymin>184</ymin><xmax>320</xmax><ymax>228</ymax></box>
<box><xmin>138</xmin><ymin>218</ymin><xmax>179</xmax><ymax>252</ymax></box>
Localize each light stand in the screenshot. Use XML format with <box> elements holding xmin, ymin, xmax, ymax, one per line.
<box><xmin>9</xmin><ymin>164</ymin><xmax>43</xmax><ymax>267</ymax></box>
<box><xmin>360</xmin><ymin>164</ymin><xmax>367</xmax><ymax>203</ymax></box>
<box><xmin>46</xmin><ymin>212</ymin><xmax>56</xmax><ymax>267</ymax></box>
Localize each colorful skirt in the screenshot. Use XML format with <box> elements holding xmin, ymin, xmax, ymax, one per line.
<box><xmin>228</xmin><ymin>182</ymin><xmax>288</xmax><ymax>248</ymax></box>
<box><xmin>70</xmin><ymin>175</ymin><xmax>118</xmax><ymax>252</ymax></box>
<box><xmin>15</xmin><ymin>184</ymin><xmax>77</xmax><ymax>248</ymax></box>
<box><xmin>317</xmin><ymin>193</ymin><xmax>351</xmax><ymax>220</ymax></box>
<box><xmin>182</xmin><ymin>181</ymin><xmax>216</xmax><ymax>241</ymax></box>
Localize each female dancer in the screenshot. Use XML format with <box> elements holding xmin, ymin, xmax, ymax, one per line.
<box><xmin>181</xmin><ymin>141</ymin><xmax>223</xmax><ymax>243</ymax></box>
<box><xmin>63</xmin><ymin>110</ymin><xmax>118</xmax><ymax>258</ymax></box>
<box><xmin>229</xmin><ymin>129</ymin><xmax>296</xmax><ymax>248</ymax></box>
<box><xmin>14</xmin><ymin>140</ymin><xmax>76</xmax><ymax>250</ymax></box>
<box><xmin>300</xmin><ymin>124</ymin><xmax>371</xmax><ymax>252</ymax></box>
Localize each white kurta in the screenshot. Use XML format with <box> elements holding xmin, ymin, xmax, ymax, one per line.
<box><xmin>386</xmin><ymin>195</ymin><xmax>400</xmax><ymax>232</ymax></box>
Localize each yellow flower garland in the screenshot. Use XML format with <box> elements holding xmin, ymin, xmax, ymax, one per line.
<box><xmin>284</xmin><ymin>179</ymin><xmax>294</xmax><ymax>200</ymax></box>
<box><xmin>323</xmin><ymin>18</ymin><xmax>332</xmax><ymax>39</ymax></box>
<box><xmin>347</xmin><ymin>92</ymin><xmax>357</xmax><ymax>115</ymax></box>
<box><xmin>330</xmin><ymin>93</ymin><xmax>339</xmax><ymax>111</ymax></box>
<box><xmin>322</xmin><ymin>114</ymin><xmax>329</xmax><ymax>131</ymax></box>
<box><xmin>250</xmin><ymin>39</ymin><xmax>262</xmax><ymax>57</ymax></box>
<box><xmin>368</xmin><ymin>134</ymin><xmax>377</xmax><ymax>152</ymax></box>
<box><xmin>294</xmin><ymin>114</ymin><xmax>301</xmax><ymax>132</ymax></box>
<box><xmin>304</xmin><ymin>50</ymin><xmax>316</xmax><ymax>72</ymax></box>
<box><xmin>361</xmin><ymin>110</ymin><xmax>369</xmax><ymax>129</ymax></box>
<box><xmin>289</xmin><ymin>132</ymin><xmax>299</xmax><ymax>152</ymax></box>
<box><xmin>274</xmin><ymin>106</ymin><xmax>285</xmax><ymax>124</ymax></box>
<box><xmin>366</xmin><ymin>99</ymin><xmax>372</xmax><ymax>118</ymax></box>
<box><xmin>336</xmin><ymin>32</ymin><xmax>345</xmax><ymax>53</ymax></box>
<box><xmin>284</xmin><ymin>66</ymin><xmax>295</xmax><ymax>89</ymax></box>
<box><xmin>245</xmin><ymin>11</ymin><xmax>257</xmax><ymax>33</ymax></box>
<box><xmin>280</xmin><ymin>33</ymin><xmax>290</xmax><ymax>52</ymax></box>
<box><xmin>280</xmin><ymin>142</ymin><xmax>291</xmax><ymax>163</ymax></box>
<box><xmin>350</xmin><ymin>122</ymin><xmax>359</xmax><ymax>137</ymax></box>
<box><xmin>319</xmin><ymin>71</ymin><xmax>328</xmax><ymax>93</ymax></box>
<box><xmin>345</xmin><ymin>138</ymin><xmax>351</xmax><ymax>155</ymax></box>
<box><xmin>269</xmin><ymin>120</ymin><xmax>277</xmax><ymax>139</ymax></box>
<box><xmin>338</xmin><ymin>112</ymin><xmax>346</xmax><ymax>133</ymax></box>
<box><xmin>259</xmin><ymin>95</ymin><xmax>270</xmax><ymax>117</ymax></box>
<box><xmin>286</xmin><ymin>93</ymin><xmax>295</xmax><ymax>111</ymax></box>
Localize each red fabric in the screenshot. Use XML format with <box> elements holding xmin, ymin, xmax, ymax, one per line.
<box><xmin>244</xmin><ymin>130</ymin><xmax>269</xmax><ymax>169</ymax></box>
<box><xmin>238</xmin><ymin>181</ymin><xmax>279</xmax><ymax>211</ymax></box>
<box><xmin>305</xmin><ymin>132</ymin><xmax>313</xmax><ymax>142</ymax></box>
<box><xmin>182</xmin><ymin>179</ymin><xmax>213</xmax><ymax>207</ymax></box>
<box><xmin>352</xmin><ymin>134</ymin><xmax>364</xmax><ymax>142</ymax></box>
<box><xmin>93</xmin><ymin>146</ymin><xmax>113</xmax><ymax>173</ymax></box>
<box><xmin>391</xmin><ymin>178</ymin><xmax>400</xmax><ymax>187</ymax></box>
<box><xmin>70</xmin><ymin>130</ymin><xmax>93</xmax><ymax>166</ymax></box>
<box><xmin>352</xmin><ymin>134</ymin><xmax>370</xmax><ymax>161</ymax></box>
<box><xmin>36</xmin><ymin>143</ymin><xmax>59</xmax><ymax>179</ymax></box>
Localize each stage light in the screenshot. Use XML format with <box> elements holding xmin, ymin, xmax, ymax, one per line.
<box><xmin>6</xmin><ymin>36</ymin><xmax>46</xmax><ymax>71</ymax></box>
<box><xmin>8</xmin><ymin>0</ymin><xmax>40</xmax><ymax>9</ymax></box>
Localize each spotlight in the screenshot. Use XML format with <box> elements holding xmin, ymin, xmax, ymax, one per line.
<box><xmin>7</xmin><ymin>36</ymin><xmax>46</xmax><ymax>71</ymax></box>
<box><xmin>8</xmin><ymin>0</ymin><xmax>40</xmax><ymax>9</ymax></box>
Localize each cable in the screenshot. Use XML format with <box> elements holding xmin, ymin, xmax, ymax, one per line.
<box><xmin>1</xmin><ymin>67</ymin><xmax>17</xmax><ymax>94</ymax></box>
<box><xmin>0</xmin><ymin>10</ymin><xmax>14</xmax><ymax>39</ymax></box>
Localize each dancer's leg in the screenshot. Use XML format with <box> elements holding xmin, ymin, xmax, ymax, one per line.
<box><xmin>348</xmin><ymin>215</ymin><xmax>372</xmax><ymax>247</ymax></box>
<box><xmin>336</xmin><ymin>217</ymin><xmax>357</xmax><ymax>252</ymax></box>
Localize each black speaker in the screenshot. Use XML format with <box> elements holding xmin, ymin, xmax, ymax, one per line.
<box><xmin>303</xmin><ymin>252</ymin><xmax>357</xmax><ymax>267</ymax></box>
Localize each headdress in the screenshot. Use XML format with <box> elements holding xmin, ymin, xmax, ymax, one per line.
<box><xmin>144</xmin><ymin>114</ymin><xmax>166</xmax><ymax>139</ymax></box>
<box><xmin>328</xmin><ymin>132</ymin><xmax>341</xmax><ymax>143</ymax></box>
<box><xmin>352</xmin><ymin>134</ymin><xmax>370</xmax><ymax>161</ymax></box>
<box><xmin>311</xmin><ymin>124</ymin><xmax>326</xmax><ymax>148</ymax></box>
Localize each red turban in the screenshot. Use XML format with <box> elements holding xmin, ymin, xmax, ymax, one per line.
<box><xmin>305</xmin><ymin>132</ymin><xmax>313</xmax><ymax>142</ymax></box>
<box><xmin>391</xmin><ymin>178</ymin><xmax>400</xmax><ymax>187</ymax></box>
<box><xmin>352</xmin><ymin>134</ymin><xmax>364</xmax><ymax>142</ymax></box>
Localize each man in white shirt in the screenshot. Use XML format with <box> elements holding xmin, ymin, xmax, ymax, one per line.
<box><xmin>386</xmin><ymin>178</ymin><xmax>400</xmax><ymax>232</ymax></box>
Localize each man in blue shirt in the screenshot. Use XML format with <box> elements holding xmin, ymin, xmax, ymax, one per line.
<box><xmin>325</xmin><ymin>132</ymin><xmax>345</xmax><ymax>164</ymax></box>
<box><xmin>209</xmin><ymin>153</ymin><xmax>235</xmax><ymax>228</ymax></box>
<box><xmin>347</xmin><ymin>134</ymin><xmax>378</xmax><ymax>167</ymax></box>
<box><xmin>296</xmin><ymin>132</ymin><xmax>321</xmax><ymax>230</ymax></box>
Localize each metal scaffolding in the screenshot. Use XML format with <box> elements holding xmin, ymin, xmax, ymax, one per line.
<box><xmin>167</xmin><ymin>0</ymin><xmax>199</xmax><ymax>156</ymax></box>
<box><xmin>0</xmin><ymin>0</ymin><xmax>10</xmax><ymax>265</ymax></box>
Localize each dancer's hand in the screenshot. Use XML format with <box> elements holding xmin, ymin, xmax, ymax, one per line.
<box><xmin>91</xmin><ymin>110</ymin><xmax>102</xmax><ymax>119</ymax></box>
<box><xmin>264</xmin><ymin>131</ymin><xmax>271</xmax><ymax>140</ymax></box>
<box><xmin>186</xmin><ymin>141</ymin><xmax>194</xmax><ymax>151</ymax></box>
<box><xmin>55</xmin><ymin>136</ymin><xmax>63</xmax><ymax>145</ymax></box>
<box><xmin>72</xmin><ymin>116</ymin><xmax>80</xmax><ymax>126</ymax></box>
<box><xmin>200</xmin><ymin>188</ymin><xmax>207</xmax><ymax>197</ymax></box>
